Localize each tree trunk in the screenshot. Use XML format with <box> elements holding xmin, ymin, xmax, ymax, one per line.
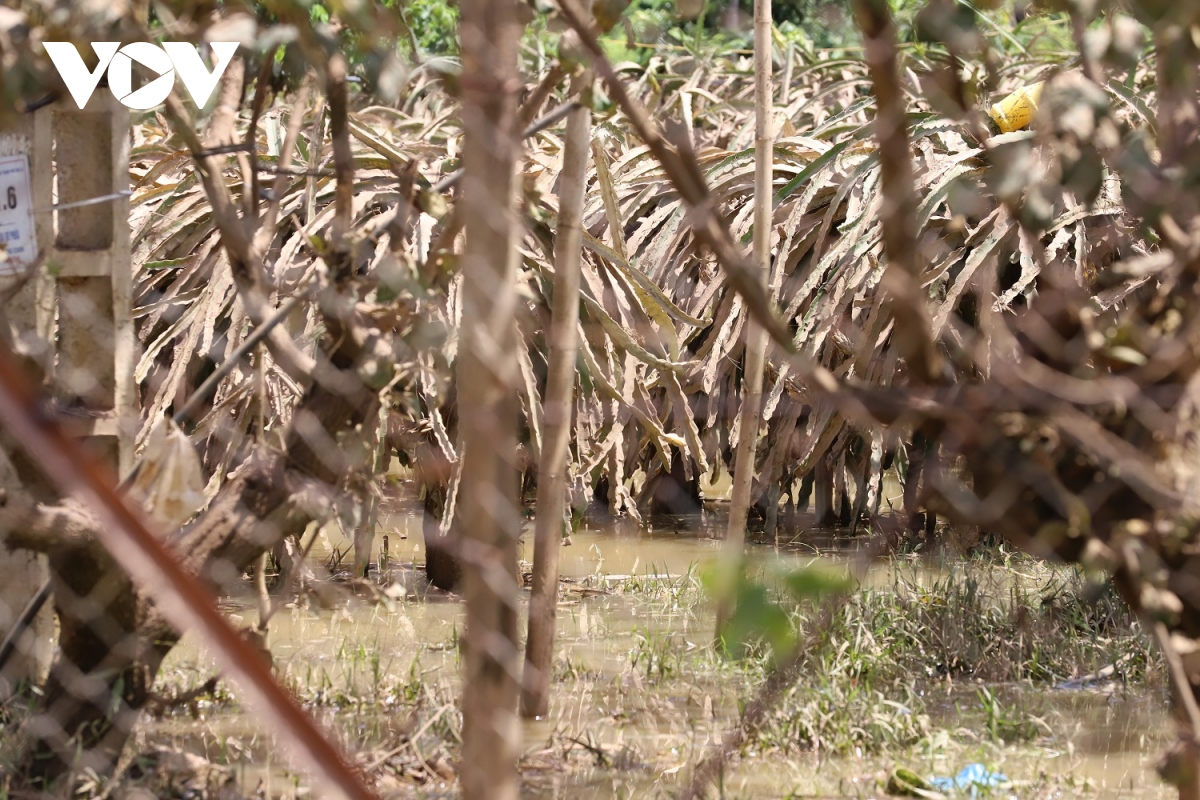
<box><xmin>814</xmin><ymin>457</ymin><xmax>835</xmax><ymax>526</ymax></box>
<box><xmin>457</xmin><ymin>1</ymin><xmax>525</xmax><ymax>798</ymax></box>
<box><xmin>796</xmin><ymin>469</ymin><xmax>814</xmax><ymax>511</ymax></box>
<box><xmin>26</xmin><ymin>544</ymin><xmax>154</xmax><ymax>784</ymax></box>
<box><xmin>521</xmin><ymin>39</ymin><xmax>592</xmax><ymax>720</ymax></box>
<box><xmin>353</xmin><ymin>404</ymin><xmax>390</xmax><ymax>579</ymax></box>
<box><xmin>12</xmin><ymin>302</ymin><xmax>378</xmax><ymax>789</ymax></box>
<box><xmin>716</xmin><ymin>0</ymin><xmax>773</xmax><ymax>639</ymax></box>
<box><xmin>0</xmin><ymin>267</ymin><xmax>54</xmax><ymax>699</ymax></box>
<box><xmin>0</xmin><ymin>38</ymin><xmax>387</xmax><ymax>793</ymax></box>
<box><xmin>424</xmin><ymin>488</ymin><xmax>463</xmax><ymax>591</ymax></box>
<box><xmin>836</xmin><ymin>458</ymin><xmax>851</xmax><ymax>526</ymax></box>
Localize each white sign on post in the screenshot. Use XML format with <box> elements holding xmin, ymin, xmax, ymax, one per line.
<box><xmin>0</xmin><ymin>154</ymin><xmax>36</xmax><ymax>277</ymax></box>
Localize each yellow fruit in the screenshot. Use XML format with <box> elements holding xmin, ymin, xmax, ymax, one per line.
<box><xmin>988</xmin><ymin>81</ymin><xmax>1044</xmax><ymax>133</ymax></box>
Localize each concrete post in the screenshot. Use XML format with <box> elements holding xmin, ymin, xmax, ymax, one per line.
<box><xmin>0</xmin><ymin>93</ymin><xmax>135</xmax><ymax>693</ymax></box>
<box><xmin>37</xmin><ymin>92</ymin><xmax>136</xmax><ymax>474</ymax></box>
<box><xmin>0</xmin><ymin>112</ymin><xmax>51</xmax><ymax>695</ymax></box>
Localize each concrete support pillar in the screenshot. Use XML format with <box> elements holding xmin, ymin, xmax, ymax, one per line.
<box><xmin>36</xmin><ymin>92</ymin><xmax>136</xmax><ymax>474</ymax></box>
<box><xmin>0</xmin><ymin>112</ymin><xmax>51</xmax><ymax>695</ymax></box>
<box><xmin>0</xmin><ymin>93</ymin><xmax>134</xmax><ymax>693</ymax></box>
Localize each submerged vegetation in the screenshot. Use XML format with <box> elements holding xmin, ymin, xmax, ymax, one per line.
<box><xmin>2</xmin><ymin>548</ymin><xmax>1164</xmax><ymax>797</ymax></box>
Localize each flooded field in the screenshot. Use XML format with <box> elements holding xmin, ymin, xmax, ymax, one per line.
<box><xmin>123</xmin><ymin>493</ymin><xmax>1177</xmax><ymax>800</ymax></box>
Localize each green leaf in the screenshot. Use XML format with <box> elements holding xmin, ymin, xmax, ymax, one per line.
<box><xmin>886</xmin><ymin>767</ymin><xmax>946</xmax><ymax>799</ymax></box>
<box><xmin>417</xmin><ymin>189</ymin><xmax>449</xmax><ymax>220</ymax></box>
<box><xmin>774</xmin><ymin>140</ymin><xmax>850</xmax><ymax>206</ymax></box>
<box><xmin>583</xmin><ymin>231</ymin><xmax>709</xmax><ymax>328</ymax></box>
<box><xmin>144</xmin><ymin>257</ymin><xmax>191</xmax><ymax>271</ymax></box>
<box><xmin>724</xmin><ymin>582</ymin><xmax>793</xmax><ymax>657</ymax></box>
<box><xmin>780</xmin><ymin>562</ymin><xmax>852</xmax><ymax>601</ymax></box>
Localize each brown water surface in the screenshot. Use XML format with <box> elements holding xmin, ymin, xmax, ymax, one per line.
<box><xmin>150</xmin><ymin>508</ymin><xmax>1173</xmax><ymax>799</ymax></box>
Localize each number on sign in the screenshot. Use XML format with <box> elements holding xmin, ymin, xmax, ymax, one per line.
<box><xmin>4</xmin><ymin>187</ymin><xmax>14</xmax><ymax>211</ymax></box>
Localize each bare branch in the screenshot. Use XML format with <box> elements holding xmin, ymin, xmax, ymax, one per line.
<box><xmin>0</xmin><ymin>493</ymin><xmax>96</xmax><ymax>553</ymax></box>
<box><xmin>0</xmin><ymin>343</ymin><xmax>377</xmax><ymax>800</ymax></box>
<box><xmin>327</xmin><ymin>53</ymin><xmax>355</xmax><ymax>246</ymax></box>
<box><xmin>518</xmin><ymin>63</ymin><xmax>566</xmax><ymax>129</ymax></box>
<box><xmin>255</xmin><ymin>77</ymin><xmax>314</xmax><ymax>250</ymax></box>
<box><xmin>850</xmin><ymin>0</ymin><xmax>943</xmax><ymax>384</ymax></box>
<box><xmin>245</xmin><ymin>49</ymin><xmax>281</xmax><ymax>220</ymax></box>
<box><xmin>553</xmin><ymin>0</ymin><xmax>794</xmax><ymax>350</ymax></box>
<box><xmin>162</xmin><ymin>93</ymin><xmax>319</xmax><ymax>387</ymax></box>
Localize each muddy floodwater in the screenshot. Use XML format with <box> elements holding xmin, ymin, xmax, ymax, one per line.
<box><xmin>146</xmin><ymin>503</ymin><xmax>1176</xmax><ymax>799</ymax></box>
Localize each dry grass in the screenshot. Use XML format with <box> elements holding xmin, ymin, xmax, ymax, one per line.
<box><xmin>4</xmin><ymin>549</ymin><xmax>1156</xmax><ymax>798</ymax></box>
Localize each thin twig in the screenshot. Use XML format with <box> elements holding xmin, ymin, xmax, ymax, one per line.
<box><xmin>258</xmin><ymin>522</ymin><xmax>322</xmax><ymax>630</ymax></box>
<box><xmin>327</xmin><ymin>53</ymin><xmax>355</xmax><ymax>246</ymax></box>
<box><xmin>172</xmin><ymin>288</ymin><xmax>312</xmax><ymax>431</ymax></box>
<box><xmin>0</xmin><ymin>581</ymin><xmax>48</xmax><ymax>671</ymax></box>
<box><xmin>553</xmin><ymin>0</ymin><xmax>794</xmax><ymax>350</ymax></box>
<box><xmin>1156</xmin><ymin>622</ymin><xmax>1200</xmax><ymax>734</ymax></box>
<box><xmin>682</xmin><ymin>517</ymin><xmax>904</xmax><ymax>799</ymax></box>
<box><xmin>519</xmin><ymin>63</ymin><xmax>567</xmax><ymax>129</ymax></box>
<box><xmin>163</xmin><ymin>92</ymin><xmax>321</xmax><ymax>387</ymax></box>
<box><xmin>850</xmin><ymin>0</ymin><xmax>942</xmax><ymax>384</ymax></box>
<box><xmin>245</xmin><ymin>48</ymin><xmax>281</xmax><ymax>219</ymax></box>
<box><xmin>256</xmin><ymin>77</ymin><xmax>314</xmax><ymax>249</ymax></box>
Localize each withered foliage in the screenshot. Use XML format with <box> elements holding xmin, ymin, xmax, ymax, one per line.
<box><xmin>4</xmin><ymin>0</ymin><xmax>1200</xmax><ymax>795</ymax></box>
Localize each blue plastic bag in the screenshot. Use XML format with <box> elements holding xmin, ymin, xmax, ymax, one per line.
<box><xmin>928</xmin><ymin>763</ymin><xmax>1008</xmax><ymax>797</ymax></box>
